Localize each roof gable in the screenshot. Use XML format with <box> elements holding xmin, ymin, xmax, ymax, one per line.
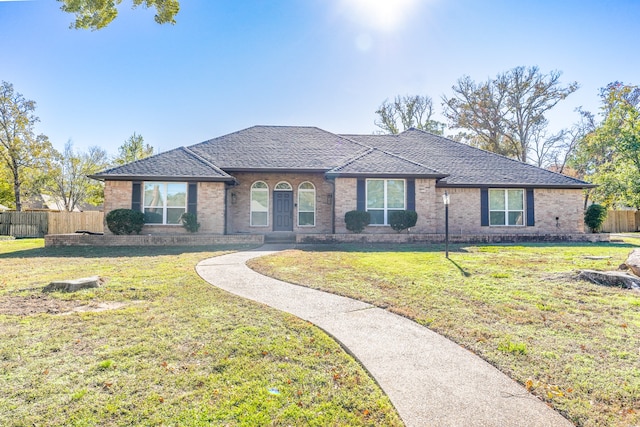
<box><xmin>328</xmin><ymin>147</ymin><xmax>447</xmax><ymax>178</ymax></box>
<box><xmin>343</xmin><ymin>129</ymin><xmax>592</xmax><ymax>188</ymax></box>
<box><xmin>91</xmin><ymin>146</ymin><xmax>234</xmax><ymax>181</ymax></box>
<box><xmin>188</xmin><ymin>126</ymin><xmax>368</xmax><ymax>170</ymax></box>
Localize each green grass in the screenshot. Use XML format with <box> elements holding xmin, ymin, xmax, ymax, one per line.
<box><xmin>0</xmin><ymin>240</ymin><xmax>402</xmax><ymax>426</ymax></box>
<box><xmin>249</xmin><ymin>241</ymin><xmax>640</xmax><ymax>427</ymax></box>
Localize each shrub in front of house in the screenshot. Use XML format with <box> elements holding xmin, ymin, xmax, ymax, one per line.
<box><xmin>180</xmin><ymin>212</ymin><xmax>200</xmax><ymax>233</ymax></box>
<box><xmin>105</xmin><ymin>209</ymin><xmax>145</xmax><ymax>235</ymax></box>
<box><xmin>389</xmin><ymin>210</ymin><xmax>418</xmax><ymax>233</ymax></box>
<box><xmin>345</xmin><ymin>210</ymin><xmax>370</xmax><ymax>234</ymax></box>
<box><xmin>584</xmin><ymin>203</ymin><xmax>607</xmax><ymax>233</ymax></box>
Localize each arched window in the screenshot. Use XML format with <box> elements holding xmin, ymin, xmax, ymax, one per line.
<box><xmin>275</xmin><ymin>181</ymin><xmax>292</xmax><ymax>191</ymax></box>
<box><xmin>250</xmin><ymin>181</ymin><xmax>269</xmax><ymax>226</ymax></box>
<box><xmin>298</xmin><ymin>182</ymin><xmax>315</xmax><ymax>226</ymax></box>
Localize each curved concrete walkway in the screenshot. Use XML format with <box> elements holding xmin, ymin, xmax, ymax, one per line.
<box><xmin>196</xmin><ymin>245</ymin><xmax>573</xmax><ymax>427</ymax></box>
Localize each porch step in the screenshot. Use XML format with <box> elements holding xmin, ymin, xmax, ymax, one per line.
<box><xmin>264</xmin><ymin>233</ymin><xmax>296</xmax><ymax>244</ymax></box>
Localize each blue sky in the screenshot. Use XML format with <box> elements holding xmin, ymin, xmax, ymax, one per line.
<box><xmin>1</xmin><ymin>0</ymin><xmax>639</xmax><ymax>156</ymax></box>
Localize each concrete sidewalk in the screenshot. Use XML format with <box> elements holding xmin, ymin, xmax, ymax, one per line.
<box><xmin>196</xmin><ymin>245</ymin><xmax>573</xmax><ymax>427</ymax></box>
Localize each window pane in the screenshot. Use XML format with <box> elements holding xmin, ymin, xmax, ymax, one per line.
<box><xmin>508</xmin><ymin>211</ymin><xmax>523</xmax><ymax>226</ymax></box>
<box><xmin>387</xmin><ymin>180</ymin><xmax>405</xmax><ymax>209</ymax></box>
<box><xmin>167</xmin><ymin>208</ymin><xmax>185</xmax><ymax>224</ymax></box>
<box><xmin>489</xmin><ymin>190</ymin><xmax>505</xmax><ymax>210</ymax></box>
<box><xmin>144</xmin><ymin>183</ymin><xmax>164</xmax><ymax>208</ymax></box>
<box><xmin>251</xmin><ymin>191</ymin><xmax>268</xmax><ymax>212</ymax></box>
<box><xmin>252</xmin><ymin>181</ymin><xmax>267</xmax><ymax>189</ymax></box>
<box><xmin>299</xmin><ymin>182</ymin><xmax>314</xmax><ymax>190</ymax></box>
<box><xmin>275</xmin><ymin>182</ymin><xmax>292</xmax><ymax>190</ymax></box>
<box><xmin>251</xmin><ymin>212</ymin><xmax>268</xmax><ymax>226</ymax></box>
<box><xmin>490</xmin><ymin>211</ymin><xmax>505</xmax><ymax>226</ymax></box>
<box><xmin>251</xmin><ymin>181</ymin><xmax>269</xmax><ymax>226</ymax></box>
<box><xmin>507</xmin><ymin>190</ymin><xmax>523</xmax><ymax>210</ymax></box>
<box><xmin>299</xmin><ymin>191</ymin><xmax>315</xmax><ymax>212</ymax></box>
<box><xmin>367</xmin><ymin>180</ymin><xmax>384</xmax><ymax>209</ymax></box>
<box><xmin>166</xmin><ymin>183</ymin><xmax>186</xmax><ymax>206</ymax></box>
<box><xmin>369</xmin><ymin>210</ymin><xmax>384</xmax><ymax>225</ymax></box>
<box><xmin>144</xmin><ymin>209</ymin><xmax>163</xmax><ymax>224</ymax></box>
<box><xmin>299</xmin><ymin>212</ymin><xmax>314</xmax><ymax>226</ymax></box>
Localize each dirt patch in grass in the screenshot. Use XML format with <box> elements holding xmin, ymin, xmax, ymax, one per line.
<box><xmin>0</xmin><ymin>239</ymin><xmax>402</xmax><ymax>426</ymax></box>
<box><xmin>0</xmin><ymin>294</ymin><xmax>131</xmax><ymax>316</ymax></box>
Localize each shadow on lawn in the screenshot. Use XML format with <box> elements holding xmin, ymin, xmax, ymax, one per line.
<box><xmin>448</xmin><ymin>258</ymin><xmax>472</xmax><ymax>277</ymax></box>
<box><xmin>295</xmin><ymin>241</ymin><xmax>637</xmax><ymax>253</ymax></box>
<box><xmin>0</xmin><ymin>244</ymin><xmax>260</xmax><ymax>259</ymax></box>
<box><xmin>296</xmin><ymin>243</ymin><xmax>458</xmax><ymax>253</ymax></box>
<box><xmin>3</xmin><ymin>240</ymin><xmax>636</xmax><ymax>260</ymax></box>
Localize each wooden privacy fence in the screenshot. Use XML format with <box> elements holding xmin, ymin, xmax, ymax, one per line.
<box><xmin>0</xmin><ymin>211</ymin><xmax>104</xmax><ymax>238</ymax></box>
<box><xmin>48</xmin><ymin>211</ymin><xmax>104</xmax><ymax>235</ymax></box>
<box><xmin>600</xmin><ymin>210</ymin><xmax>640</xmax><ymax>233</ymax></box>
<box><xmin>0</xmin><ymin>212</ymin><xmax>48</xmax><ymax>238</ymax></box>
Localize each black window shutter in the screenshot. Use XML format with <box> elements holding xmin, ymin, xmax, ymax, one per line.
<box><xmin>131</xmin><ymin>181</ymin><xmax>142</xmax><ymax>212</ymax></box>
<box><xmin>526</xmin><ymin>188</ymin><xmax>535</xmax><ymax>226</ymax></box>
<box><xmin>407</xmin><ymin>179</ymin><xmax>415</xmax><ymax>211</ymax></box>
<box><xmin>188</xmin><ymin>182</ymin><xmax>198</xmax><ymax>214</ymax></box>
<box><xmin>480</xmin><ymin>188</ymin><xmax>489</xmax><ymax>226</ymax></box>
<box><xmin>356</xmin><ymin>179</ymin><xmax>366</xmax><ymax>211</ymax></box>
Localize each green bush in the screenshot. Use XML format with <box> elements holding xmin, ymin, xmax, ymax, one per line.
<box><xmin>345</xmin><ymin>210</ymin><xmax>370</xmax><ymax>234</ymax></box>
<box><xmin>105</xmin><ymin>209</ymin><xmax>145</xmax><ymax>235</ymax></box>
<box><xmin>584</xmin><ymin>204</ymin><xmax>607</xmax><ymax>233</ymax></box>
<box><xmin>180</xmin><ymin>212</ymin><xmax>200</xmax><ymax>233</ymax></box>
<box><xmin>389</xmin><ymin>210</ymin><xmax>418</xmax><ymax>233</ymax></box>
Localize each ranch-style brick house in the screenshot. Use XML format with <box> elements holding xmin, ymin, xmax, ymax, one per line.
<box><xmin>91</xmin><ymin>125</ymin><xmax>594</xmax><ymax>241</ymax></box>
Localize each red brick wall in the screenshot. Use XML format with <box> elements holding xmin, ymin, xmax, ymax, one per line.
<box><xmin>103</xmin><ymin>180</ymin><xmax>225</xmax><ymax>234</ymax></box>
<box><xmin>434</xmin><ymin>187</ymin><xmax>586</xmax><ymax>235</ymax></box>
<box><xmin>226</xmin><ymin>172</ymin><xmax>333</xmax><ymax>234</ymax></box>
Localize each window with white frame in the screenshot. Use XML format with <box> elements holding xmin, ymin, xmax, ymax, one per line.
<box><xmin>143</xmin><ymin>182</ymin><xmax>187</xmax><ymax>225</ymax></box>
<box><xmin>366</xmin><ymin>179</ymin><xmax>405</xmax><ymax>225</ymax></box>
<box><xmin>275</xmin><ymin>181</ymin><xmax>292</xmax><ymax>191</ymax></box>
<box><xmin>250</xmin><ymin>181</ymin><xmax>269</xmax><ymax>226</ymax></box>
<box><xmin>489</xmin><ymin>189</ymin><xmax>524</xmax><ymax>226</ymax></box>
<box><xmin>298</xmin><ymin>182</ymin><xmax>315</xmax><ymax>226</ymax></box>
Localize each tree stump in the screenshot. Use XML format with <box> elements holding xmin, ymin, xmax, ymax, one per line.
<box><xmin>42</xmin><ymin>276</ymin><xmax>104</xmax><ymax>293</ymax></box>
<box><xmin>624</xmin><ymin>249</ymin><xmax>640</xmax><ymax>277</ymax></box>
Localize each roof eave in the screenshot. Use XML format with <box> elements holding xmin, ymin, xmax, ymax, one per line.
<box><xmin>326</xmin><ymin>172</ymin><xmax>448</xmax><ymax>179</ymax></box>
<box><xmin>222</xmin><ymin>167</ymin><xmax>330</xmax><ymax>174</ymax></box>
<box><xmin>436</xmin><ymin>182</ymin><xmax>596</xmax><ymax>189</ymax></box>
<box><xmin>89</xmin><ymin>174</ymin><xmax>235</xmax><ymax>182</ymax></box>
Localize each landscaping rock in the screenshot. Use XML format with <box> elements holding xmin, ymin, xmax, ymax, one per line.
<box><xmin>624</xmin><ymin>249</ymin><xmax>640</xmax><ymax>277</ymax></box>
<box><xmin>42</xmin><ymin>276</ymin><xmax>104</xmax><ymax>293</ymax></box>
<box><xmin>578</xmin><ymin>270</ymin><xmax>640</xmax><ymax>290</ymax></box>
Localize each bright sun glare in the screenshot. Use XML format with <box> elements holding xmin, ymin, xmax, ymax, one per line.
<box><xmin>340</xmin><ymin>0</ymin><xmax>420</xmax><ymax>32</ymax></box>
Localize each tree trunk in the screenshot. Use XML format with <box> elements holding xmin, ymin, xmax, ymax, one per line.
<box><xmin>12</xmin><ymin>159</ymin><xmax>21</xmax><ymax>212</ymax></box>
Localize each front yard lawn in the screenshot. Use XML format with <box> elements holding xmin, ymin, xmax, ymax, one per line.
<box><xmin>0</xmin><ymin>240</ymin><xmax>401</xmax><ymax>426</ymax></box>
<box><xmin>249</xmin><ymin>241</ymin><xmax>640</xmax><ymax>427</ymax></box>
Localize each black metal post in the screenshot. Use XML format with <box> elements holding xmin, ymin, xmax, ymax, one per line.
<box><xmin>445</xmin><ymin>203</ymin><xmax>449</xmax><ymax>258</ymax></box>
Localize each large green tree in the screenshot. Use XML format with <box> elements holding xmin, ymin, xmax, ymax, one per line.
<box><xmin>443</xmin><ymin>66</ymin><xmax>579</xmax><ymax>164</ymax></box>
<box><xmin>375</xmin><ymin>95</ymin><xmax>445</xmax><ymax>135</ymax></box>
<box><xmin>0</xmin><ymin>81</ymin><xmax>55</xmax><ymax>211</ymax></box>
<box><xmin>570</xmin><ymin>82</ymin><xmax>640</xmax><ymax>208</ymax></box>
<box><xmin>58</xmin><ymin>0</ymin><xmax>180</xmax><ymax>30</ymax></box>
<box><xmin>0</xmin><ymin>164</ymin><xmax>13</xmax><ymax>207</ymax></box>
<box><xmin>114</xmin><ymin>132</ymin><xmax>154</xmax><ymax>165</ymax></box>
<box><xmin>44</xmin><ymin>141</ymin><xmax>110</xmax><ymax>211</ymax></box>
